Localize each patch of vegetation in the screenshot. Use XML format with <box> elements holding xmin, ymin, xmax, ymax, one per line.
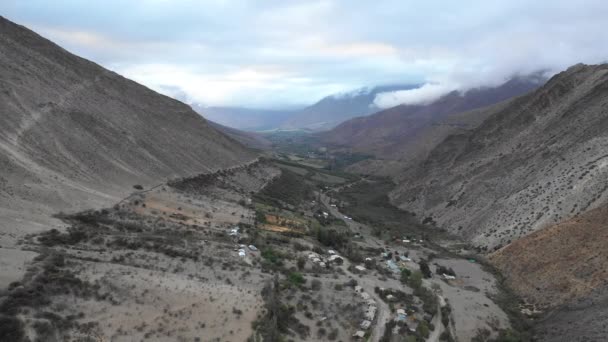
<box><xmin>252</xmin><ymin>276</ymin><xmax>310</xmax><ymax>341</ymax></box>
<box><xmin>0</xmin><ymin>253</ymin><xmax>104</xmax><ymax>341</ymax></box>
<box><xmin>255</xmin><ymin>169</ymin><xmax>314</xmax><ymax>206</ymax></box>
<box><xmin>261</xmin><ymin>248</ymin><xmax>284</xmax><ymax>265</ymax></box>
<box><xmin>331</xmin><ymin>177</ymin><xmax>441</xmax><ymax>241</ymax></box>
<box><xmin>287</xmin><ymin>272</ymin><xmax>306</xmax><ymax>286</ymax></box>
<box><xmin>325</xmin><ymin>152</ymin><xmax>373</xmax><ymax>170</ymax></box>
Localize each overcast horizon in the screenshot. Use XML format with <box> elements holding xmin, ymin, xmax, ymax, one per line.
<box><xmin>3</xmin><ymin>0</ymin><xmax>608</xmax><ymax>109</ymax></box>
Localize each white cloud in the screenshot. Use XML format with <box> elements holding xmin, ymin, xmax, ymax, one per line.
<box><xmin>4</xmin><ymin>0</ymin><xmax>608</xmax><ymax>107</ymax></box>
<box><xmin>374</xmin><ymin>82</ymin><xmax>457</xmax><ymax>108</ymax></box>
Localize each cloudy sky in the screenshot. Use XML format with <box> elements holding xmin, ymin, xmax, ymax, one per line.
<box><xmin>2</xmin><ymin>0</ymin><xmax>608</xmax><ymax>108</ymax></box>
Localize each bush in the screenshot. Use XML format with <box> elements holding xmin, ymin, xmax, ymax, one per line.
<box><xmin>297</xmin><ymin>257</ymin><xmax>306</xmax><ymax>270</ymax></box>
<box><xmin>311</xmin><ymin>279</ymin><xmax>322</xmax><ymax>291</ymax></box>
<box><xmin>288</xmin><ymin>272</ymin><xmax>306</xmax><ymax>286</ymax></box>
<box><xmin>133</xmin><ymin>184</ymin><xmax>144</xmax><ymax>190</ymax></box>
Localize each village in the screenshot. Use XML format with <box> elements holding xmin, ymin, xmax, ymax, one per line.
<box><xmin>8</xmin><ymin>158</ymin><xmax>514</xmax><ymax>342</ymax></box>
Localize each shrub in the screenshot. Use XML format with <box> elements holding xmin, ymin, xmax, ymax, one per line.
<box><xmin>297</xmin><ymin>257</ymin><xmax>306</xmax><ymax>270</ymax></box>
<box><xmin>311</xmin><ymin>279</ymin><xmax>322</xmax><ymax>291</ymax></box>
<box><xmin>133</xmin><ymin>184</ymin><xmax>144</xmax><ymax>190</ymax></box>
<box><xmin>288</xmin><ymin>272</ymin><xmax>306</xmax><ymax>286</ymax></box>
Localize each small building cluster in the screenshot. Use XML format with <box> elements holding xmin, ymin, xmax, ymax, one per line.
<box><xmin>352</xmin><ymin>285</ymin><xmax>377</xmax><ymax>337</ymax></box>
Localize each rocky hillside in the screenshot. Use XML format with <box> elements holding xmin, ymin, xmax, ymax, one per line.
<box><xmin>0</xmin><ymin>16</ymin><xmax>256</xmax><ymax>245</ymax></box>
<box><xmin>391</xmin><ymin>64</ymin><xmax>608</xmax><ymax>250</ymax></box>
<box><xmin>490</xmin><ymin>204</ymin><xmax>608</xmax><ymax>342</ymax></box>
<box><xmin>490</xmin><ymin>204</ymin><xmax>608</xmax><ymax>309</ymax></box>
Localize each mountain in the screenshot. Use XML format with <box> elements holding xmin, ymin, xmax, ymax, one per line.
<box><xmin>0</xmin><ymin>16</ymin><xmax>256</xmax><ymax>246</ymax></box>
<box><xmin>320</xmin><ymin>75</ymin><xmax>546</xmax><ymax>170</ymax></box>
<box><xmin>191</xmin><ymin>104</ymin><xmax>295</xmax><ymax>131</ymax></box>
<box><xmin>208</xmin><ymin>121</ymin><xmax>272</xmax><ymax>150</ymax></box>
<box><xmin>489</xmin><ymin>203</ymin><xmax>608</xmax><ymax>342</ymax></box>
<box><xmin>280</xmin><ymin>84</ymin><xmax>420</xmax><ymax>131</ymax></box>
<box><xmin>390</xmin><ymin>64</ymin><xmax>608</xmax><ymax>250</ymax></box>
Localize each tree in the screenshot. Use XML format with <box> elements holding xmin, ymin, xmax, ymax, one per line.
<box><xmin>400</xmin><ymin>268</ymin><xmax>412</xmax><ymax>283</ymax></box>
<box><xmin>408</xmin><ymin>271</ymin><xmax>423</xmax><ymax>289</ymax></box>
<box><xmin>419</xmin><ymin>260</ymin><xmax>432</xmax><ymax>278</ymax></box>
<box><xmin>417</xmin><ymin>320</ymin><xmax>430</xmax><ymax>338</ymax></box>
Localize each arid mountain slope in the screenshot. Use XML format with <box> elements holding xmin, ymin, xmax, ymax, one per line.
<box><xmin>320</xmin><ymin>76</ymin><xmax>544</xmax><ymax>163</ymax></box>
<box><xmin>490</xmin><ymin>205</ymin><xmax>608</xmax><ymax>342</ymax></box>
<box><xmin>392</xmin><ymin>64</ymin><xmax>608</xmax><ymax>250</ymax></box>
<box><xmin>490</xmin><ymin>204</ymin><xmax>608</xmax><ymax>309</ymax></box>
<box><xmin>0</xmin><ymin>16</ymin><xmax>255</xmax><ymax>245</ymax></box>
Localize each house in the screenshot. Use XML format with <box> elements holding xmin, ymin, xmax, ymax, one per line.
<box><xmin>229</xmin><ymin>228</ymin><xmax>239</xmax><ymax>236</ymax></box>
<box><xmin>399</xmin><ymin>255</ymin><xmax>411</xmax><ymax>262</ymax></box>
<box><xmin>360</xmin><ymin>292</ymin><xmax>371</xmax><ymax>300</ymax></box>
<box><xmin>386</xmin><ymin>294</ymin><xmax>395</xmax><ymax>301</ymax></box>
<box><xmin>328</xmin><ymin>255</ymin><xmax>343</xmax><ymax>264</ymax></box>
<box><xmin>328</xmin><ymin>250</ymin><xmax>336</xmax><ymax>255</ymax></box>
<box><xmin>364</xmin><ymin>257</ymin><xmax>372</xmax><ymax>262</ymax></box>
<box><xmin>386</xmin><ymin>260</ymin><xmax>400</xmax><ymax>273</ymax></box>
<box><xmin>355</xmin><ymin>265</ymin><xmax>366</xmax><ymax>272</ymax></box>
<box><xmin>312</xmin><ymin>257</ymin><xmax>322</xmax><ymax>263</ymax></box>
<box><xmin>395</xmin><ymin>309</ymin><xmax>407</xmax><ymax>321</ymax></box>
<box><xmin>360</xmin><ymin>320</ymin><xmax>372</xmax><ymax>330</ymax></box>
<box><xmin>308</xmin><ymin>253</ymin><xmax>318</xmax><ymax>259</ymax></box>
<box><xmin>352</xmin><ymin>330</ymin><xmax>365</xmax><ymax>339</ymax></box>
<box><xmin>442</xmin><ymin>274</ymin><xmax>456</xmax><ymax>280</ymax></box>
<box><xmin>366</xmin><ymin>299</ymin><xmax>376</xmax><ymax>307</ymax></box>
<box><xmin>365</xmin><ymin>306</ymin><xmax>377</xmax><ymax>320</ymax></box>
<box><xmin>354</xmin><ymin>285</ymin><xmax>363</xmax><ymax>293</ymax></box>
<box><xmin>248</xmin><ymin>245</ymin><xmax>258</xmax><ymax>251</ymax></box>
<box><xmin>238</xmin><ymin>249</ymin><xmax>246</xmax><ymax>257</ymax></box>
<box><xmin>318</xmin><ymin>262</ymin><xmax>326</xmax><ymax>268</ymax></box>
<box><xmin>402</xmin><ymin>239</ymin><xmax>411</xmax><ymax>243</ymax></box>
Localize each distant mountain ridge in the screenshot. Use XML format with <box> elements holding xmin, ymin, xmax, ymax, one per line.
<box><xmin>191</xmin><ymin>104</ymin><xmax>296</xmax><ymax>131</ymax></box>
<box><xmin>192</xmin><ymin>84</ymin><xmax>421</xmax><ymax>132</ymax></box>
<box><xmin>319</xmin><ymin>74</ymin><xmax>546</xmax><ymax>177</ymax></box>
<box><xmin>280</xmin><ymin>84</ymin><xmax>420</xmax><ymax>131</ymax></box>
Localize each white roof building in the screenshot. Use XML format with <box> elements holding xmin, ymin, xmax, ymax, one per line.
<box><xmin>365</xmin><ymin>306</ymin><xmax>377</xmax><ymax>320</ymax></box>
<box><xmin>355</xmin><ymin>265</ymin><xmax>366</xmax><ymax>272</ymax></box>
<box><xmin>353</xmin><ymin>330</ymin><xmax>365</xmax><ymax>339</ymax></box>
<box><xmin>360</xmin><ymin>320</ymin><xmax>372</xmax><ymax>330</ymax></box>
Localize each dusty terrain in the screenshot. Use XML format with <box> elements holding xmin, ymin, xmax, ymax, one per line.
<box><xmin>1</xmin><ymin>157</ymin><xmax>519</xmax><ymax>342</ymax></box>
<box><xmin>0</xmin><ymin>16</ymin><xmax>256</xmax><ymax>248</ymax></box>
<box><xmin>490</xmin><ymin>204</ymin><xmax>608</xmax><ymax>310</ymax></box>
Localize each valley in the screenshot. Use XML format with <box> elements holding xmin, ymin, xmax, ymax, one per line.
<box><xmin>1</xmin><ymin>156</ymin><xmax>527</xmax><ymax>341</ymax></box>
<box><xmin>1</xmin><ymin>7</ymin><xmax>608</xmax><ymax>342</ymax></box>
